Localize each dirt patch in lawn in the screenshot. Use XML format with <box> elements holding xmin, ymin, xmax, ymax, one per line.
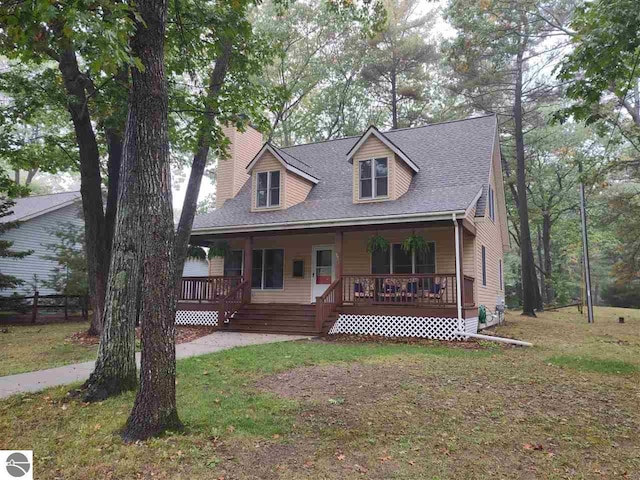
<box><xmin>325</xmin><ymin>334</ymin><xmax>486</xmax><ymax>349</ymax></box>
<box><xmin>67</xmin><ymin>325</ymin><xmax>217</xmax><ymax>346</ymax></box>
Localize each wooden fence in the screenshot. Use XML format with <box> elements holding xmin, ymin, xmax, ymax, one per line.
<box><xmin>0</xmin><ymin>293</ymin><xmax>89</xmax><ymax>324</ymax></box>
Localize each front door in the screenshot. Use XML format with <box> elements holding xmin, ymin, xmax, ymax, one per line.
<box><xmin>311</xmin><ymin>245</ymin><xmax>335</xmax><ymax>301</ymax></box>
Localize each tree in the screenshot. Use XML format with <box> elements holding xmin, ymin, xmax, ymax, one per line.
<box><xmin>556</xmin><ymin>0</ymin><xmax>640</xmax><ymax>157</ymax></box>
<box><xmin>0</xmin><ymin>2</ymin><xmax>132</xmax><ymax>335</ymax></box>
<box><xmin>445</xmin><ymin>0</ymin><xmax>575</xmax><ymax>315</ymax></box>
<box><xmin>361</xmin><ymin>0</ymin><xmax>438</xmax><ymax>129</ymax></box>
<box><xmin>0</xmin><ymin>197</ymin><xmax>32</xmax><ymax>291</ymax></box>
<box><xmin>41</xmin><ymin>222</ymin><xmax>88</xmax><ymax>296</ymax></box>
<box><xmin>121</xmin><ymin>0</ymin><xmax>181</xmax><ymax>441</ymax></box>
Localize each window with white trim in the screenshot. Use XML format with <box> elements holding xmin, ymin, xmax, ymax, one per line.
<box><xmin>488</xmin><ymin>186</ymin><xmax>495</xmax><ymax>221</ymax></box>
<box><xmin>359</xmin><ymin>157</ymin><xmax>388</xmax><ymax>199</ymax></box>
<box><xmin>256</xmin><ymin>171</ymin><xmax>280</xmax><ymax>208</ymax></box>
<box><xmin>371</xmin><ymin>242</ymin><xmax>435</xmax><ymax>274</ymax></box>
<box><xmin>252</xmin><ymin>249</ymin><xmax>284</xmax><ymax>289</ymax></box>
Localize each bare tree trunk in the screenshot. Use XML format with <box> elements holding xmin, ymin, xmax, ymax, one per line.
<box><xmin>536</xmin><ymin>224</ymin><xmax>545</xmax><ymax>302</ymax></box>
<box><xmin>56</xmin><ymin>43</ymin><xmax>109</xmax><ymax>335</ymax></box>
<box><xmin>104</xmin><ymin>127</ymin><xmax>123</xmax><ymax>257</ymax></box>
<box><xmin>122</xmin><ymin>0</ymin><xmax>181</xmax><ymax>441</ymax></box>
<box><xmin>173</xmin><ymin>40</ymin><xmax>233</xmax><ymax>288</ymax></box>
<box><xmin>391</xmin><ymin>69</ymin><xmax>398</xmax><ymax>129</ymax></box>
<box><xmin>513</xmin><ymin>42</ymin><xmax>539</xmax><ymax>317</ymax></box>
<box><xmin>81</xmin><ymin>109</ymin><xmax>140</xmax><ymax>402</ymax></box>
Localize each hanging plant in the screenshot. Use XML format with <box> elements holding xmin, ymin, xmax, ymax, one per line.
<box><xmin>207</xmin><ymin>240</ymin><xmax>230</xmax><ymax>259</ymax></box>
<box><xmin>186</xmin><ymin>245</ymin><xmax>207</xmax><ymax>260</ymax></box>
<box><xmin>401</xmin><ymin>232</ymin><xmax>430</xmax><ymax>255</ymax></box>
<box><xmin>366</xmin><ymin>234</ymin><xmax>390</xmax><ymax>254</ymax></box>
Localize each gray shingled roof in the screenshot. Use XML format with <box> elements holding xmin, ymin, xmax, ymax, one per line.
<box><xmin>194</xmin><ymin>114</ymin><xmax>497</xmax><ymax>232</ymax></box>
<box><xmin>2</xmin><ymin>191</ymin><xmax>82</xmax><ymax>223</ymax></box>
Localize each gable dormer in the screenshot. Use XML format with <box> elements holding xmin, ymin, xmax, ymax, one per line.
<box><xmin>246</xmin><ymin>144</ymin><xmax>318</xmax><ymax>212</ymax></box>
<box><xmin>347</xmin><ymin>126</ymin><xmax>419</xmax><ymax>204</ymax></box>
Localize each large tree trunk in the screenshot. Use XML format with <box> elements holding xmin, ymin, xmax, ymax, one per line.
<box><xmin>122</xmin><ymin>0</ymin><xmax>181</xmax><ymax>441</ymax></box>
<box><xmin>173</xmin><ymin>41</ymin><xmax>233</xmax><ymax>287</ymax></box>
<box><xmin>57</xmin><ymin>44</ymin><xmax>108</xmax><ymax>335</ymax></box>
<box><xmin>513</xmin><ymin>43</ymin><xmax>539</xmax><ymax>317</ymax></box>
<box><xmin>80</xmin><ymin>107</ymin><xmax>141</xmax><ymax>402</ymax></box>
<box><xmin>390</xmin><ymin>69</ymin><xmax>398</xmax><ymax>129</ymax></box>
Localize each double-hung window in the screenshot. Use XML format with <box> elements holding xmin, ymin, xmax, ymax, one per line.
<box><xmin>252</xmin><ymin>249</ymin><xmax>284</xmax><ymax>289</ymax></box>
<box><xmin>359</xmin><ymin>158</ymin><xmax>388</xmax><ymax>199</ymax></box>
<box><xmin>371</xmin><ymin>242</ymin><xmax>436</xmax><ymax>274</ymax></box>
<box><xmin>256</xmin><ymin>171</ymin><xmax>281</xmax><ymax>208</ymax></box>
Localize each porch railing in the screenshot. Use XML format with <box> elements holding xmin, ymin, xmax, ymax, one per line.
<box><xmin>315</xmin><ymin>278</ymin><xmax>342</xmax><ymax>332</ymax></box>
<box><xmin>179</xmin><ymin>276</ymin><xmax>242</xmax><ymax>302</ymax></box>
<box><xmin>341</xmin><ymin>274</ymin><xmax>458</xmax><ymax>306</ymax></box>
<box><xmin>218</xmin><ymin>279</ymin><xmax>250</xmax><ymax>324</ymax></box>
<box><xmin>463</xmin><ymin>275</ymin><xmax>475</xmax><ymax>306</ymax></box>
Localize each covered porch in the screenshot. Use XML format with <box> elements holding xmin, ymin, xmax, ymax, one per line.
<box><xmin>179</xmin><ymin>220</ymin><xmax>478</xmax><ymax>337</ymax></box>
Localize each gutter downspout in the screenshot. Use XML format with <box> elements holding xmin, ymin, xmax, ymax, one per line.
<box><xmin>452</xmin><ymin>214</ymin><xmax>463</xmax><ymax>331</ymax></box>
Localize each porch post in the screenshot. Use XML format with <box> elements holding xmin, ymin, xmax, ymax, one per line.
<box><xmin>243</xmin><ymin>236</ymin><xmax>253</xmax><ymax>303</ymax></box>
<box><xmin>453</xmin><ymin>215</ymin><xmax>463</xmax><ymax>326</ymax></box>
<box><xmin>335</xmin><ymin>230</ymin><xmax>344</xmax><ymax>305</ymax></box>
<box><xmin>458</xmin><ymin>219</ymin><xmax>466</xmax><ymax>309</ymax></box>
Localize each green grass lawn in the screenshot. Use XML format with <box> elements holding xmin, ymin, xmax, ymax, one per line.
<box><xmin>0</xmin><ymin>322</ymin><xmax>96</xmax><ymax>376</ymax></box>
<box><xmin>1</xmin><ymin>306</ymin><xmax>639</xmax><ymax>479</ymax></box>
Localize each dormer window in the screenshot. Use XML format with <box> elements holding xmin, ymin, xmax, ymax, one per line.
<box><xmin>257</xmin><ymin>171</ymin><xmax>280</xmax><ymax>208</ymax></box>
<box><xmin>359</xmin><ymin>158</ymin><xmax>388</xmax><ymax>199</ymax></box>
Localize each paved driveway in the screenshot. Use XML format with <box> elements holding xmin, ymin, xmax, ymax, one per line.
<box><xmin>0</xmin><ymin>332</ymin><xmax>310</xmax><ymax>399</ymax></box>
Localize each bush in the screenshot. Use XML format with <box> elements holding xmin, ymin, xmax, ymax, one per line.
<box><xmin>601</xmin><ymin>282</ymin><xmax>640</xmax><ymax>309</ymax></box>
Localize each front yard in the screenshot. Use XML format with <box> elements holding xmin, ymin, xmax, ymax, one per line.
<box><xmin>1</xmin><ymin>307</ymin><xmax>639</xmax><ymax>479</ymax></box>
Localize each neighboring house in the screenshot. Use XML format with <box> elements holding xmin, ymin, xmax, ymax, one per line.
<box><xmin>0</xmin><ymin>192</ymin><xmax>83</xmax><ymax>296</ymax></box>
<box><xmin>182</xmin><ymin>258</ymin><xmax>210</xmax><ymax>277</ymax></box>
<box><xmin>180</xmin><ymin>114</ymin><xmax>509</xmax><ymax>339</ymax></box>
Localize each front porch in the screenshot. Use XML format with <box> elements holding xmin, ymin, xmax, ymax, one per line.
<box><xmin>179</xmin><ymin>221</ymin><xmax>479</xmax><ymax>339</ymax></box>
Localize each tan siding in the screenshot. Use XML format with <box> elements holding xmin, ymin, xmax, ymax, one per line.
<box><xmin>285</xmin><ymin>171</ymin><xmax>313</xmax><ymax>208</ymax></box>
<box><xmin>209</xmin><ymin>257</ymin><xmax>224</xmax><ymax>276</ymax></box>
<box><xmin>394</xmin><ymin>157</ymin><xmax>413</xmax><ymax>199</ymax></box>
<box><xmin>250</xmin><ymin>151</ymin><xmax>285</xmax><ymax>212</ymax></box>
<box><xmin>352</xmin><ymin>136</ymin><xmax>395</xmax><ymax>203</ymax></box>
<box><xmin>475</xmin><ymin>165</ymin><xmax>505</xmax><ymax>309</ymax></box>
<box><xmin>216</xmin><ymin>126</ymin><xmax>261</xmax><ymax>208</ymax></box>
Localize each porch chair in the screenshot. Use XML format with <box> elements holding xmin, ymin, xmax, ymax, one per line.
<box><xmin>425</xmin><ymin>277</ymin><xmax>447</xmax><ymax>303</ymax></box>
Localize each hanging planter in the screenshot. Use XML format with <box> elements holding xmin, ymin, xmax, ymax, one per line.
<box><xmin>401</xmin><ymin>232</ymin><xmax>430</xmax><ymax>255</ymax></box>
<box><xmin>366</xmin><ymin>234</ymin><xmax>390</xmax><ymax>254</ymax></box>
<box><xmin>186</xmin><ymin>245</ymin><xmax>207</xmax><ymax>260</ymax></box>
<box><xmin>207</xmin><ymin>240</ymin><xmax>230</xmax><ymax>258</ymax></box>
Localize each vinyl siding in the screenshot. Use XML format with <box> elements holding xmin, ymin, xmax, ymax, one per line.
<box><xmin>0</xmin><ymin>203</ymin><xmax>84</xmax><ymax>296</ymax></box>
<box><xmin>284</xmin><ymin>171</ymin><xmax>313</xmax><ymax>208</ymax></box>
<box><xmin>182</xmin><ymin>259</ymin><xmax>210</xmax><ymax>277</ymax></box>
<box><xmin>394</xmin><ymin>157</ymin><xmax>413</xmax><ymax>199</ymax></box>
<box><xmin>474</xmin><ymin>156</ymin><xmax>505</xmax><ymax>309</ymax></box>
<box><xmin>216</xmin><ymin>126</ymin><xmax>261</xmax><ymax>208</ymax></box>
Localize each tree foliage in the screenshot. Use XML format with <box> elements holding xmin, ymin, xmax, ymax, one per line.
<box><xmin>42</xmin><ymin>222</ymin><xmax>88</xmax><ymax>296</ymax></box>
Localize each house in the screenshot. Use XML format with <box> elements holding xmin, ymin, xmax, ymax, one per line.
<box><xmin>0</xmin><ymin>191</ymin><xmax>84</xmax><ymax>296</ymax></box>
<box><xmin>180</xmin><ymin>114</ymin><xmax>509</xmax><ymax>339</ymax></box>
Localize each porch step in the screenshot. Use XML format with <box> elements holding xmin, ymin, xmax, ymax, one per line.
<box><xmin>222</xmin><ymin>303</ymin><xmax>319</xmax><ymax>335</ymax></box>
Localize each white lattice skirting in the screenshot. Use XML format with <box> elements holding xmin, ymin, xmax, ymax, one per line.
<box><xmin>175</xmin><ymin>310</ymin><xmax>218</xmax><ymax>326</ymax></box>
<box><xmin>328</xmin><ymin>315</ymin><xmax>478</xmax><ymax>340</ymax></box>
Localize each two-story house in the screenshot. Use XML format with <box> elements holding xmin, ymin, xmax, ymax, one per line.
<box><xmin>180</xmin><ymin>114</ymin><xmax>509</xmax><ymax>340</ymax></box>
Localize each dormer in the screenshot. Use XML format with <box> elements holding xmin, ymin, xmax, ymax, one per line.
<box><xmin>347</xmin><ymin>126</ymin><xmax>419</xmax><ymax>204</ymax></box>
<box><xmin>246</xmin><ymin>143</ymin><xmax>318</xmax><ymax>212</ymax></box>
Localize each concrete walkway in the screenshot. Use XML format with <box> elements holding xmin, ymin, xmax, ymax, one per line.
<box><xmin>0</xmin><ymin>332</ymin><xmax>309</xmax><ymax>399</ymax></box>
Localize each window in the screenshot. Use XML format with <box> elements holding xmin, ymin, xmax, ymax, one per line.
<box><xmin>359</xmin><ymin>157</ymin><xmax>388</xmax><ymax>199</ymax></box>
<box><xmin>223</xmin><ymin>250</ymin><xmax>243</xmax><ymax>277</ymax></box>
<box><xmin>371</xmin><ymin>242</ymin><xmax>436</xmax><ymax>274</ymax></box>
<box><xmin>256</xmin><ymin>171</ymin><xmax>280</xmax><ymax>208</ymax></box>
<box><xmin>252</xmin><ymin>248</ymin><xmax>284</xmax><ymax>289</ymax></box>
<box><xmin>482</xmin><ymin>246</ymin><xmax>487</xmax><ymax>286</ymax></box>
<box><xmin>499</xmin><ymin>259</ymin><xmax>503</xmax><ymax>290</ymax></box>
<box><xmin>488</xmin><ymin>186</ymin><xmax>495</xmax><ymax>221</ymax></box>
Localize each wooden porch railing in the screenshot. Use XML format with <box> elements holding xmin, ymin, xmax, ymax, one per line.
<box><xmin>179</xmin><ymin>276</ymin><xmax>242</xmax><ymax>302</ymax></box>
<box><xmin>463</xmin><ymin>275</ymin><xmax>475</xmax><ymax>306</ymax></box>
<box><xmin>218</xmin><ymin>279</ymin><xmax>250</xmax><ymax>325</ymax></box>
<box><xmin>315</xmin><ymin>278</ymin><xmax>342</xmax><ymax>332</ymax></box>
<box><xmin>341</xmin><ymin>274</ymin><xmax>458</xmax><ymax>306</ymax></box>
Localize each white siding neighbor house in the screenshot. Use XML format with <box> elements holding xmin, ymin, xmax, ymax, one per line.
<box><xmin>0</xmin><ymin>192</ymin><xmax>84</xmax><ymax>296</ymax></box>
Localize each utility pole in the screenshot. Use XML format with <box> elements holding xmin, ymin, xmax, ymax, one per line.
<box><xmin>578</xmin><ymin>162</ymin><xmax>594</xmax><ymax>323</ymax></box>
